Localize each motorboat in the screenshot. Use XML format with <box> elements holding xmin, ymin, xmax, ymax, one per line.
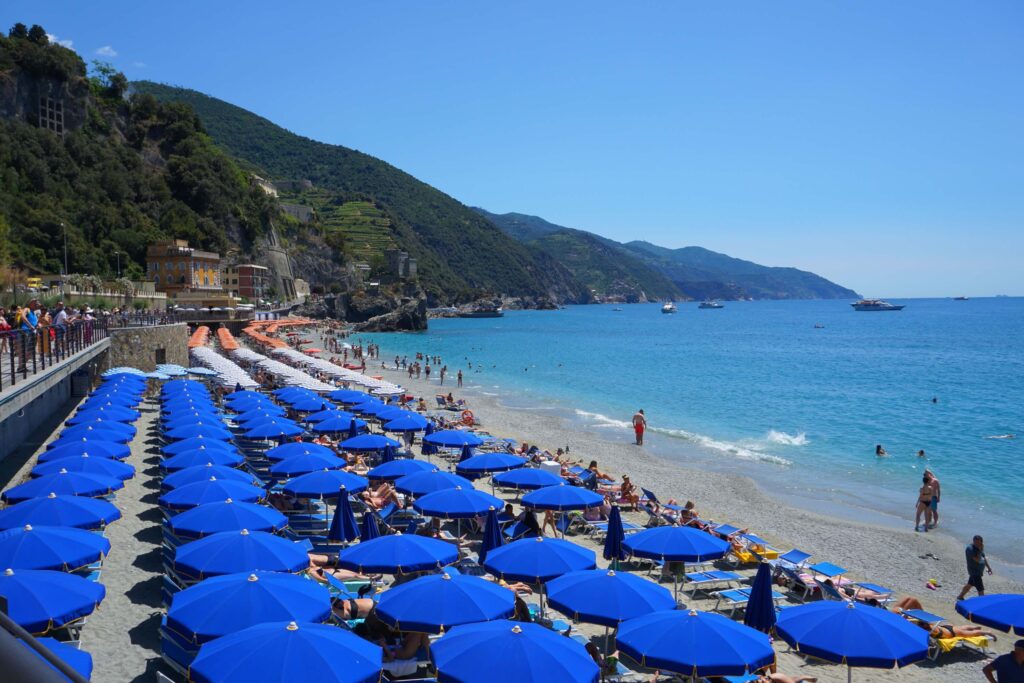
<box><xmin>698</xmin><ymin>300</ymin><xmax>724</xmax><ymax>309</ymax></box>
<box><xmin>612</xmin><ymin>307</ymin><xmax>623</xmax><ymax>312</ymax></box>
<box><xmin>661</xmin><ymin>302</ymin><xmax>678</xmax><ymax>314</ymax></box>
<box><xmin>953</xmin><ymin>296</ymin><xmax>968</xmax><ymax>301</ymax></box>
<box><xmin>851</xmin><ymin>299</ymin><xmax>904</xmax><ymax>311</ymax></box>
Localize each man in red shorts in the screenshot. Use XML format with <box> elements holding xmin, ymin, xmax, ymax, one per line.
<box><xmin>632</xmin><ymin>409</ymin><xmax>647</xmax><ymax>446</ymax></box>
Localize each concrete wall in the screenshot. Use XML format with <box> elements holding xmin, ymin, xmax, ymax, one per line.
<box><xmin>103</xmin><ymin>323</ymin><xmax>189</xmax><ymax>372</ymax></box>
<box><xmin>0</xmin><ymin>340</ymin><xmax>109</xmax><ymax>465</ymax></box>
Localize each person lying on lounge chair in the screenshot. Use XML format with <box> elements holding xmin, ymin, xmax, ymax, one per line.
<box><xmin>361</xmin><ymin>483</ymin><xmax>402</xmax><ymax>509</ymax></box>
<box><xmin>268</xmin><ymin>492</ymin><xmax>303</xmax><ymax>512</ymax></box>
<box><xmin>307</xmin><ymin>554</ymin><xmax>377</xmax><ymax>582</ymax></box>
<box><xmin>821</xmin><ymin>579</ymin><xmax>888</xmax><ymax>606</ymax></box>
<box><xmin>754</xmin><ymin>673</ymin><xmax>818</xmax><ymax>683</ymax></box>
<box><xmin>920</xmin><ymin>621</ymin><xmax>997</xmax><ymax>640</ymax></box>
<box><xmin>343</xmin><ymin>452</ymin><xmax>369</xmax><ymax>475</ymax></box>
<box><xmin>332</xmin><ymin>596</ymin><xmax>376</xmax><ymax>620</ymax></box>
<box><xmin>676</xmin><ymin>501</ymin><xmax>711</xmax><ymax>529</ymax></box>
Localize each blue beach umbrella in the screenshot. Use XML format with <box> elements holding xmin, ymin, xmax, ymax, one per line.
<box><xmin>28</xmin><ymin>637</ymin><xmax>93</xmax><ymax>680</ymax></box>
<box><xmin>328</xmin><ymin>489</ymin><xmax>359</xmax><ymax>543</ymax></box>
<box><xmin>224</xmin><ymin>389</ymin><xmax>265</xmax><ymax>403</ymax></box>
<box><xmin>489</xmin><ymin>471</ymin><xmax>565</xmax><ymax>491</ymax></box>
<box><xmin>272</xmin><ymin>386</ymin><xmax>314</xmax><ymax>399</ymax></box>
<box><xmin>425</xmin><ymin>430</ymin><xmax>484</xmax><ymax>448</ymax></box>
<box><xmin>165</xmin><ymin>423</ymin><xmax>234</xmax><ymax>441</ymax></box>
<box><xmin>265</xmin><ymin>441</ymin><xmax>335</xmax><ymax>462</ymax></box>
<box><xmin>32</xmin><ymin>454</ymin><xmax>135</xmax><ymax>481</ymax></box>
<box><xmin>456</xmin><ymin>453</ymin><xmax>526</xmax><ymax>477</ymax></box>
<box><xmin>956</xmin><ymin>594</ymin><xmax>1024</xmax><ymax>634</ymax></box>
<box><xmin>310</xmin><ymin>415</ymin><xmax>368</xmax><ymax>433</ymax></box>
<box><xmin>243</xmin><ymin>418</ymin><xmax>304</xmax><ymax>440</ymax></box>
<box><xmin>432</xmin><ymin>620</ymin><xmax>599</xmax><ymax>683</ymax></box>
<box><xmin>367</xmin><ymin>459</ymin><xmax>436</xmax><ymax>481</ymax></box>
<box><xmin>743</xmin><ymin>562</ymin><xmax>777</xmax><ymax>634</ymax></box>
<box><xmin>2</xmin><ymin>470</ymin><xmax>122</xmax><ymax>504</ymax></box>
<box><xmin>522</xmin><ymin>484</ymin><xmax>603</xmax><ymax>511</ymax></box>
<box><xmin>58</xmin><ymin>423</ymin><xmax>133</xmax><ymax>443</ymax></box>
<box><xmin>161</xmin><ymin>448</ymin><xmax>245</xmax><ymax>472</ymax></box>
<box><xmin>66</xmin><ymin>406</ymin><xmax>139</xmax><ymax>424</ymax></box>
<box><xmin>269</xmin><ymin>452</ymin><xmax>344</xmax><ymax>477</ymax></box>
<box><xmin>167</xmin><ymin>572</ymin><xmax>332</xmax><ymax>645</ymax></box>
<box><xmin>380</xmin><ymin>444</ymin><xmax>396</xmax><ymax>464</ymax></box>
<box><xmin>283</xmin><ymin>470</ymin><xmax>369</xmax><ymax>498</ymax></box>
<box><xmin>337</xmin><ymin>534</ymin><xmax>458</xmax><ymax>574</ymax></box>
<box><xmin>0</xmin><ymin>494</ymin><xmax>121</xmax><ymax>531</ymax></box>
<box><xmin>173</xmin><ymin>529</ymin><xmax>309</xmax><ymax>581</ymax></box>
<box><xmin>233</xmin><ymin>409</ymin><xmax>288</xmax><ymax>425</ymax></box>
<box><xmin>0</xmin><ymin>524</ymin><xmax>110</xmax><ymax>572</ymax></box>
<box><xmin>187</xmin><ymin>366</ymin><xmax>219</xmax><ymax>376</ymax></box>
<box><xmin>340</xmin><ymin>433</ymin><xmax>400</xmax><ymax>452</ymax></box>
<box><xmin>776</xmin><ymin>601</ymin><xmax>929</xmax><ymax>680</ymax></box>
<box><xmin>162</xmin><ymin>414</ymin><xmax>223</xmax><ymax>431</ymax></box>
<box><xmin>162</xmin><ymin>464</ymin><xmax>258</xmax><ymax>491</ymax></box>
<box><xmin>352</xmin><ymin>401</ymin><xmax>392</xmax><ymax>418</ymax></box>
<box><xmin>394</xmin><ymin>471</ymin><xmax>474</xmax><ymax>497</ymax></box>
<box><xmin>346</xmin><ymin>418</ymin><xmax>360</xmax><ymax>440</ymax></box>
<box><xmin>377</xmin><ymin>572</ymin><xmax>515</xmax><ymax>634</ymax></box>
<box><xmin>188</xmin><ymin>621</ymin><xmax>382</xmax><ymax>683</ymax></box>
<box><xmin>479</xmin><ymin>507</ymin><xmax>504</xmax><ymax>563</ymax></box>
<box><xmin>616</xmin><ymin>609</ymin><xmax>775</xmax><ymax>678</ymax></box>
<box><xmin>360</xmin><ymin>513</ymin><xmax>381</xmax><ymax>542</ymax></box>
<box><xmin>421</xmin><ymin>421</ymin><xmax>438</xmax><ymax>456</ymax></box>
<box><xmin>483</xmin><ymin>536</ymin><xmax>597</xmax><ymax>584</ymax></box>
<box><xmin>60</xmin><ymin>416</ymin><xmax>137</xmax><ymax>439</ymax></box>
<box><xmin>374</xmin><ymin>406</ymin><xmax>408</xmax><ymax>422</ymax></box>
<box><xmin>603</xmin><ymin>505</ymin><xmax>627</xmax><ymax>567</ymax></box>
<box><xmin>158</xmin><ymin>478</ymin><xmax>264</xmax><ymax>511</ymax></box>
<box><xmin>287</xmin><ymin>397</ymin><xmax>332</xmax><ymax>413</ymax></box>
<box><xmin>413</xmin><ymin>487</ymin><xmax>503</xmax><ymax>519</ymax></box>
<box><xmin>80</xmin><ymin>395</ymin><xmax>139</xmax><ymax>411</ymax></box>
<box><xmin>43</xmin><ymin>438</ymin><xmax>130</xmax><ymax>460</ymax></box>
<box><xmin>0</xmin><ymin>568</ymin><xmax>106</xmax><ymax>634</ymax></box>
<box><xmin>225</xmin><ymin>397</ymin><xmax>278</xmax><ymax>413</ymax></box>
<box><xmin>161</xmin><ymin>437</ymin><xmax>238</xmax><ymax>456</ymax></box>
<box><xmin>168</xmin><ymin>500</ymin><xmax>287</xmax><ymax>540</ymax></box>
<box><xmin>306</xmin><ymin>408</ymin><xmax>357</xmax><ymax>424</ymax></box>
<box><xmin>548</xmin><ymin>569</ymin><xmax>675</xmax><ymax>627</ymax></box>
<box><xmin>383</xmin><ymin>414</ymin><xmax>428</xmax><ymax>433</ymax></box>
<box><xmin>327</xmin><ymin>389</ymin><xmax>371</xmax><ymax>404</ymax></box>
<box><xmin>623</xmin><ymin>526</ymin><xmax>729</xmax><ymax>597</ymax></box>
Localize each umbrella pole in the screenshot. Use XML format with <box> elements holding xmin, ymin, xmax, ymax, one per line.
<box><xmin>848</xmin><ymin>667</ymin><xmax>852</xmax><ymax>683</ymax></box>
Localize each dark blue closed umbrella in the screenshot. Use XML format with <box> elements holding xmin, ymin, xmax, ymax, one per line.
<box><xmin>188</xmin><ymin>621</ymin><xmax>382</xmax><ymax>683</ymax></box>
<box><xmin>41</xmin><ymin>439</ymin><xmax>130</xmax><ymax>461</ymax></box>
<box><xmin>0</xmin><ymin>525</ymin><xmax>110</xmax><ymax>572</ymax></box>
<box><xmin>173</xmin><ymin>529</ymin><xmax>309</xmax><ymax>581</ymax></box>
<box><xmin>269</xmin><ymin>452</ymin><xmax>344</xmax><ymax>477</ymax></box>
<box><xmin>161</xmin><ymin>448</ymin><xmax>245</xmax><ymax>472</ymax></box>
<box><xmin>32</xmin><ymin>454</ymin><xmax>135</xmax><ymax>481</ymax></box>
<box><xmin>377</xmin><ymin>573</ymin><xmax>515</xmax><ymax>634</ymax></box>
<box><xmin>956</xmin><ymin>594</ymin><xmax>1024</xmax><ymax>634</ymax></box>
<box><xmin>459</xmin><ymin>444</ymin><xmax>473</xmax><ymax>464</ymax></box>
<box><xmin>367</xmin><ymin>459</ymin><xmax>436</xmax><ymax>481</ymax></box>
<box><xmin>0</xmin><ymin>568</ymin><xmax>106</xmax><ymax>634</ymax></box>
<box><xmin>264</xmin><ymin>441</ymin><xmax>334</xmax><ymax>462</ymax></box>
<box><xmin>421</xmin><ymin>421</ymin><xmax>438</xmax><ymax>456</ymax></box>
<box><xmin>547</xmin><ymin>569</ymin><xmax>675</xmax><ymax>627</ymax></box>
<box><xmin>776</xmin><ymin>601</ymin><xmax>929</xmax><ymax>678</ymax></box>
<box><xmin>0</xmin><ymin>494</ymin><xmax>121</xmax><ymax>531</ymax></box>
<box><xmin>360</xmin><ymin>513</ymin><xmax>381</xmax><ymax>542</ymax></box>
<box><xmin>167</xmin><ymin>501</ymin><xmax>288</xmax><ymax>540</ymax></box>
<box><xmin>161</xmin><ymin>437</ymin><xmax>237</xmax><ymax>456</ymax></box>
<box><xmin>483</xmin><ymin>537</ymin><xmax>597</xmax><ymax>584</ymax></box>
<box><xmin>394</xmin><ymin>471</ymin><xmax>474</xmax><ymax>498</ymax></box>
<box><xmin>162</xmin><ymin>464</ymin><xmax>257</xmax><ymax>491</ymax></box>
<box><xmin>603</xmin><ymin>505</ymin><xmax>627</xmax><ymax>568</ymax></box>
<box><xmin>616</xmin><ymin>609</ymin><xmax>775</xmax><ymax>678</ymax></box>
<box><xmin>328</xmin><ymin>489</ymin><xmax>359</xmax><ymax>543</ymax></box>
<box><xmin>337</xmin><ymin>534</ymin><xmax>458</xmax><ymax>574</ymax></box>
<box><xmin>283</xmin><ymin>470</ymin><xmax>369</xmax><ymax>498</ymax></box>
<box><xmin>2</xmin><ymin>470</ymin><xmax>122</xmax><ymax>504</ymax></box>
<box><xmin>432</xmin><ymin>620</ymin><xmax>599</xmax><ymax>683</ymax></box>
<box><xmin>521</xmin><ymin>484</ymin><xmax>603</xmax><ymax>511</ymax></box>
<box><xmin>167</xmin><ymin>572</ymin><xmax>332</xmax><ymax>645</ymax></box>
<box><xmin>380</xmin><ymin>444</ymin><xmax>396</xmax><ymax>464</ymax></box>
<box><xmin>425</xmin><ymin>430</ymin><xmax>484</xmax><ymax>448</ymax></box>
<box><xmin>743</xmin><ymin>562</ymin><xmax>776</xmax><ymax>634</ymax></box>
<box><xmin>479</xmin><ymin>507</ymin><xmax>503</xmax><ymax>563</ymax></box>
<box><xmin>339</xmin><ymin>434</ymin><xmax>400</xmax><ymax>451</ymax></box>
<box><xmin>158</xmin><ymin>478</ymin><xmax>264</xmax><ymax>511</ymax></box>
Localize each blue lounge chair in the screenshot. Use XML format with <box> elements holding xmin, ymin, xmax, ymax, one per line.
<box><xmin>714</xmin><ymin>587</ymin><xmax>785</xmax><ymax>617</ymax></box>
<box><xmin>684</xmin><ymin>570</ymin><xmax>742</xmax><ymax>596</ymax></box>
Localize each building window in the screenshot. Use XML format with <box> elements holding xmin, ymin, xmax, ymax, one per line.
<box><xmin>154</xmin><ymin>275</ymin><xmax>160</xmax><ymax>285</ymax></box>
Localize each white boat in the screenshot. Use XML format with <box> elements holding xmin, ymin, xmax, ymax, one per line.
<box><xmin>698</xmin><ymin>300</ymin><xmax>724</xmax><ymax>309</ymax></box>
<box><xmin>851</xmin><ymin>299</ymin><xmax>904</xmax><ymax>311</ymax></box>
<box><xmin>661</xmin><ymin>302</ymin><xmax>677</xmax><ymax>314</ymax></box>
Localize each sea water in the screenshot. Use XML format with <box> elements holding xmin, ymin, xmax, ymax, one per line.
<box><xmin>361</xmin><ymin>298</ymin><xmax>1024</xmax><ymax>566</ymax></box>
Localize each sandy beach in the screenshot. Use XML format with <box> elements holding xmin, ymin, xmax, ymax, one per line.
<box><xmin>353</xmin><ymin>332</ymin><xmax>1024</xmax><ymax>683</ymax></box>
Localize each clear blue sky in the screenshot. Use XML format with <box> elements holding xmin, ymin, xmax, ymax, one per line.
<box><xmin>7</xmin><ymin>1</ymin><xmax>1023</xmax><ymax>296</ymax></box>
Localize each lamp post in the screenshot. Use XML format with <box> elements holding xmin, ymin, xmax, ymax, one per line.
<box><xmin>114</xmin><ymin>251</ymin><xmax>121</xmax><ymax>278</ymax></box>
<box><xmin>61</xmin><ymin>221</ymin><xmax>67</xmax><ymax>296</ymax></box>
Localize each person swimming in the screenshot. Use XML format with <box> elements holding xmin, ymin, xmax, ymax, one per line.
<box><xmin>876</xmin><ymin>444</ymin><xmax>888</xmax><ymax>457</ymax></box>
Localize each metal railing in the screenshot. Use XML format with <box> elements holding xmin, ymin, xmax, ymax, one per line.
<box><xmin>0</xmin><ymin>319</ymin><xmax>109</xmax><ymax>392</ymax></box>
<box><xmin>0</xmin><ymin>596</ymin><xmax>91</xmax><ymax>683</ymax></box>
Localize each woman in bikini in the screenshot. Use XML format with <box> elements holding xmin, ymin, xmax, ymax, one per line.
<box><xmin>915</xmin><ymin>475</ymin><xmax>933</xmax><ymax>532</ymax></box>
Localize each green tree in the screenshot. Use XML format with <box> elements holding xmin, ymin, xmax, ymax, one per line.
<box><xmin>27</xmin><ymin>24</ymin><xmax>47</xmax><ymax>44</ymax></box>
<box><xmin>9</xmin><ymin>23</ymin><xmax>28</xmax><ymax>39</ymax></box>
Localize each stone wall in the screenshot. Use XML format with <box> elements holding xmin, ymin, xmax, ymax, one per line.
<box><xmin>102</xmin><ymin>324</ymin><xmax>189</xmax><ymax>372</ymax></box>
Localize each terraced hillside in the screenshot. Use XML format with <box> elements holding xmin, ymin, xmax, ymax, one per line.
<box><xmin>281</xmin><ymin>189</ymin><xmax>396</xmax><ymax>262</ymax></box>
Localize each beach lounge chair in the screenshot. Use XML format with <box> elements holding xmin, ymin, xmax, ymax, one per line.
<box><xmin>900</xmin><ymin>609</ymin><xmax>992</xmax><ymax>661</ymax></box>
<box><xmin>767</xmin><ymin>548</ymin><xmax>812</xmax><ymax>574</ymax></box>
<box><xmin>684</xmin><ymin>569</ymin><xmax>742</xmax><ymax>596</ymax></box>
<box><xmin>727</xmin><ymin>533</ymin><xmax>780</xmax><ymax>566</ymax></box>
<box><xmin>713</xmin><ymin>586</ymin><xmax>785</xmax><ymax>617</ymax></box>
<box><xmin>778</xmin><ymin>565</ymin><xmax>821</xmax><ymax>602</ymax></box>
<box><xmin>639</xmin><ymin>488</ymin><xmax>682</xmax><ymax>511</ymax></box>
<box><xmin>815</xmin><ymin>579</ymin><xmax>892</xmax><ymax>608</ymax></box>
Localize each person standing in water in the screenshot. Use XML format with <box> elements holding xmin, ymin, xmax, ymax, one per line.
<box><xmin>632</xmin><ymin>409</ymin><xmax>647</xmax><ymax>446</ymax></box>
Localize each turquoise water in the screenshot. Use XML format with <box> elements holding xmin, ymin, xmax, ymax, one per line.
<box><xmin>362</xmin><ymin>298</ymin><xmax>1024</xmax><ymax>564</ymax></box>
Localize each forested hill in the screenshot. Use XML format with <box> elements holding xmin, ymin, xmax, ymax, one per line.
<box><xmin>478</xmin><ymin>209</ymin><xmax>859</xmax><ymax>301</ymax></box>
<box><xmin>133</xmin><ymin>82</ymin><xmax>590</xmax><ymax>305</ymax></box>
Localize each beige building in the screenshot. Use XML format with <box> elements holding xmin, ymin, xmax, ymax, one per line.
<box><xmin>146</xmin><ymin>240</ymin><xmax>222</xmax><ymax>297</ymax></box>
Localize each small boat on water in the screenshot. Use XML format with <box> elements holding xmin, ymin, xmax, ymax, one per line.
<box><xmin>851</xmin><ymin>299</ymin><xmax>904</xmax><ymax>311</ymax></box>
<box><xmin>612</xmin><ymin>307</ymin><xmax>623</xmax><ymax>312</ymax></box>
<box><xmin>661</xmin><ymin>302</ymin><xmax>678</xmax><ymax>314</ymax></box>
<box><xmin>698</xmin><ymin>300</ymin><xmax>724</xmax><ymax>309</ymax></box>
<box><xmin>457</xmin><ymin>306</ymin><xmax>504</xmax><ymax>318</ymax></box>
<box><xmin>953</xmin><ymin>296</ymin><xmax>968</xmax><ymax>301</ymax></box>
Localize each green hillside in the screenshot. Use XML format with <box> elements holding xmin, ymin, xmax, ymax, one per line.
<box><xmin>133</xmin><ymin>81</ymin><xmax>590</xmax><ymax>304</ymax></box>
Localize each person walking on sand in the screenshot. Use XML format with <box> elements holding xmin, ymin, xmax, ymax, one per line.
<box><xmin>925</xmin><ymin>468</ymin><xmax>941</xmax><ymax>528</ymax></box>
<box><xmin>983</xmin><ymin>639</ymin><xmax>1024</xmax><ymax>683</ymax></box>
<box><xmin>957</xmin><ymin>535</ymin><xmax>993</xmax><ymax>601</ymax></box>
<box><xmin>632</xmin><ymin>409</ymin><xmax>647</xmax><ymax>446</ymax></box>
